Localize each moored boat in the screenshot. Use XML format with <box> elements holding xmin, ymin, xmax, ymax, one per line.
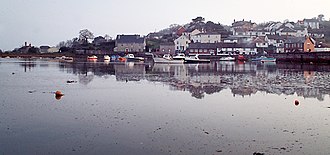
<box><xmin>173</xmin><ymin>53</ymin><xmax>186</xmax><ymax>60</ymax></box>
<box><xmin>104</xmin><ymin>55</ymin><xmax>110</xmax><ymax>60</ymax></box>
<box><xmin>261</xmin><ymin>57</ymin><xmax>276</xmax><ymax>62</ymax></box>
<box><xmin>153</xmin><ymin>54</ymin><xmax>184</xmax><ymax>64</ymax></box>
<box><xmin>125</xmin><ymin>54</ymin><xmax>144</xmax><ymax>61</ymax></box>
<box><xmin>87</xmin><ymin>55</ymin><xmax>97</xmax><ymax>60</ymax></box>
<box><xmin>237</xmin><ymin>55</ymin><xmax>247</xmax><ymax>61</ymax></box>
<box><xmin>184</xmin><ymin>55</ymin><xmax>210</xmax><ymax>63</ymax></box>
<box><xmin>251</xmin><ymin>56</ymin><xmax>276</xmax><ymax>62</ymax></box>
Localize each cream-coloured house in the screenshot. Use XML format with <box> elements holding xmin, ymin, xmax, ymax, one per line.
<box><xmin>191</xmin><ymin>33</ymin><xmax>221</xmax><ymax>43</ymax></box>
<box><xmin>174</xmin><ymin>35</ymin><xmax>191</xmax><ymax>52</ymax></box>
<box><xmin>183</xmin><ymin>29</ymin><xmax>201</xmax><ymax>39</ymax></box>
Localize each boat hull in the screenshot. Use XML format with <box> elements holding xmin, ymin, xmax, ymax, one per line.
<box><xmin>184</xmin><ymin>59</ymin><xmax>210</xmax><ymax>63</ymax></box>
<box><xmin>153</xmin><ymin>57</ymin><xmax>184</xmax><ymax>64</ymax></box>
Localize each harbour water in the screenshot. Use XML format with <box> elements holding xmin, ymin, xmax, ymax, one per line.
<box><xmin>0</xmin><ymin>58</ymin><xmax>330</xmax><ymax>154</ymax></box>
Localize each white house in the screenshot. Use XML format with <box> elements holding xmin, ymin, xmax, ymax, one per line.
<box><xmin>183</xmin><ymin>29</ymin><xmax>201</xmax><ymax>39</ymax></box>
<box><xmin>191</xmin><ymin>32</ymin><xmax>221</xmax><ymax>43</ymax></box>
<box><xmin>217</xmin><ymin>43</ymin><xmax>257</xmax><ymax>55</ymax></box>
<box><xmin>174</xmin><ymin>35</ymin><xmax>191</xmax><ymax>52</ymax></box>
<box><xmin>266</xmin><ymin>35</ymin><xmax>285</xmax><ymax>53</ymax></box>
<box><xmin>303</xmin><ymin>19</ymin><xmax>320</xmax><ymax>29</ymax></box>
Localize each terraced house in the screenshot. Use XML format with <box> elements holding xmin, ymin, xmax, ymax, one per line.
<box><xmin>114</xmin><ymin>35</ymin><xmax>146</xmax><ymax>53</ymax></box>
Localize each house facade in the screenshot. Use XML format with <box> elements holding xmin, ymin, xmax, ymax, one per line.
<box><xmin>284</xmin><ymin>37</ymin><xmax>305</xmax><ymax>53</ymax></box>
<box><xmin>159</xmin><ymin>42</ymin><xmax>176</xmax><ymax>55</ymax></box>
<box><xmin>174</xmin><ymin>35</ymin><xmax>191</xmax><ymax>52</ymax></box>
<box><xmin>304</xmin><ymin>37</ymin><xmax>315</xmax><ymax>52</ymax></box>
<box><xmin>191</xmin><ymin>33</ymin><xmax>221</xmax><ymax>43</ymax></box>
<box><xmin>217</xmin><ymin>43</ymin><xmax>257</xmax><ymax>55</ymax></box>
<box><xmin>114</xmin><ymin>35</ymin><xmax>146</xmax><ymax>53</ymax></box>
<box><xmin>303</xmin><ymin>19</ymin><xmax>320</xmax><ymax>29</ymax></box>
<box><xmin>266</xmin><ymin>35</ymin><xmax>285</xmax><ymax>53</ymax></box>
<box><xmin>187</xmin><ymin>43</ymin><xmax>218</xmax><ymax>56</ymax></box>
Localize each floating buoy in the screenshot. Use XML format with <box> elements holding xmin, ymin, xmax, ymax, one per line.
<box><xmin>55</xmin><ymin>91</ymin><xmax>64</xmax><ymax>97</ymax></box>
<box><xmin>294</xmin><ymin>99</ymin><xmax>299</xmax><ymax>106</ymax></box>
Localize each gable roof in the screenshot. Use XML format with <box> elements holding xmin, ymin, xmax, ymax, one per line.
<box><xmin>253</xmin><ymin>36</ymin><xmax>267</xmax><ymax>43</ymax></box>
<box><xmin>116</xmin><ymin>35</ymin><xmax>145</xmax><ymax>44</ymax></box>
<box><xmin>280</xmin><ymin>27</ymin><xmax>297</xmax><ymax>33</ymax></box>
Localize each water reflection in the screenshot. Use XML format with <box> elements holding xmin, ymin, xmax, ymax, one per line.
<box><xmin>56</xmin><ymin>61</ymin><xmax>330</xmax><ymax>100</ymax></box>
<box><xmin>19</xmin><ymin>60</ymin><xmax>37</xmax><ymax>72</ymax></box>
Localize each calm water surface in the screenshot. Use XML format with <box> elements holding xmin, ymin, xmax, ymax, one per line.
<box><xmin>0</xmin><ymin>58</ymin><xmax>329</xmax><ymax>155</ymax></box>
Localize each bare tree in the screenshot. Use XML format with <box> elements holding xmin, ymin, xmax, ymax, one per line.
<box><xmin>79</xmin><ymin>29</ymin><xmax>94</xmax><ymax>43</ymax></box>
<box><xmin>318</xmin><ymin>14</ymin><xmax>324</xmax><ymax>21</ymax></box>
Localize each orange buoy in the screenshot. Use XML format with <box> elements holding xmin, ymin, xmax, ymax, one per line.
<box><xmin>294</xmin><ymin>99</ymin><xmax>299</xmax><ymax>106</ymax></box>
<box><xmin>55</xmin><ymin>91</ymin><xmax>64</xmax><ymax>97</ymax></box>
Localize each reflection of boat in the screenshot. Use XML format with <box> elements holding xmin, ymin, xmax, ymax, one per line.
<box><xmin>219</xmin><ymin>56</ymin><xmax>235</xmax><ymax>61</ymax></box>
<box><xmin>251</xmin><ymin>56</ymin><xmax>276</xmax><ymax>62</ymax></box>
<box><xmin>87</xmin><ymin>55</ymin><xmax>97</xmax><ymax>60</ymax></box>
<box><xmin>237</xmin><ymin>55</ymin><xmax>247</xmax><ymax>61</ymax></box>
<box><xmin>173</xmin><ymin>53</ymin><xmax>186</xmax><ymax>60</ymax></box>
<box><xmin>104</xmin><ymin>55</ymin><xmax>110</xmax><ymax>60</ymax></box>
<box><xmin>261</xmin><ymin>57</ymin><xmax>276</xmax><ymax>62</ymax></box>
<box><xmin>153</xmin><ymin>54</ymin><xmax>184</xmax><ymax>64</ymax></box>
<box><xmin>184</xmin><ymin>55</ymin><xmax>210</xmax><ymax>63</ymax></box>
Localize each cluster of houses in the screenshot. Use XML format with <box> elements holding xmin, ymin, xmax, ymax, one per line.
<box><xmin>109</xmin><ymin>18</ymin><xmax>329</xmax><ymax>57</ymax></box>
<box><xmin>13</xmin><ymin>18</ymin><xmax>329</xmax><ymax>56</ymax></box>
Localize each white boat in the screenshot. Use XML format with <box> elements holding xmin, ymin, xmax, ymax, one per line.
<box><xmin>104</xmin><ymin>55</ymin><xmax>110</xmax><ymax>60</ymax></box>
<box><xmin>172</xmin><ymin>53</ymin><xmax>186</xmax><ymax>60</ymax></box>
<box><xmin>87</xmin><ymin>55</ymin><xmax>97</xmax><ymax>60</ymax></box>
<box><xmin>153</xmin><ymin>54</ymin><xmax>184</xmax><ymax>64</ymax></box>
<box><xmin>184</xmin><ymin>55</ymin><xmax>210</xmax><ymax>63</ymax></box>
<box><xmin>125</xmin><ymin>54</ymin><xmax>144</xmax><ymax>61</ymax></box>
<box><xmin>60</xmin><ymin>56</ymin><xmax>73</xmax><ymax>61</ymax></box>
<box><xmin>219</xmin><ymin>56</ymin><xmax>235</xmax><ymax>61</ymax></box>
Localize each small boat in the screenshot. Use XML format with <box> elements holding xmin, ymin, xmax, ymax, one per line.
<box><xmin>251</xmin><ymin>56</ymin><xmax>263</xmax><ymax>61</ymax></box>
<box><xmin>104</xmin><ymin>55</ymin><xmax>110</xmax><ymax>60</ymax></box>
<box><xmin>153</xmin><ymin>54</ymin><xmax>184</xmax><ymax>64</ymax></box>
<box><xmin>118</xmin><ymin>57</ymin><xmax>127</xmax><ymax>62</ymax></box>
<box><xmin>251</xmin><ymin>56</ymin><xmax>276</xmax><ymax>62</ymax></box>
<box><xmin>87</xmin><ymin>55</ymin><xmax>97</xmax><ymax>60</ymax></box>
<box><xmin>237</xmin><ymin>55</ymin><xmax>247</xmax><ymax>61</ymax></box>
<box><xmin>172</xmin><ymin>53</ymin><xmax>186</xmax><ymax>60</ymax></box>
<box><xmin>219</xmin><ymin>56</ymin><xmax>235</xmax><ymax>61</ymax></box>
<box><xmin>261</xmin><ymin>57</ymin><xmax>276</xmax><ymax>62</ymax></box>
<box><xmin>125</xmin><ymin>54</ymin><xmax>144</xmax><ymax>61</ymax></box>
<box><xmin>184</xmin><ymin>55</ymin><xmax>210</xmax><ymax>63</ymax></box>
<box><xmin>60</xmin><ymin>56</ymin><xmax>73</xmax><ymax>61</ymax></box>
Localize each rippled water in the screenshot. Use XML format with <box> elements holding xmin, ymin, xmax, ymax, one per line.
<box><xmin>0</xmin><ymin>58</ymin><xmax>329</xmax><ymax>155</ymax></box>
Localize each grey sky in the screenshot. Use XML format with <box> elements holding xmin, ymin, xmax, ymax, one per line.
<box><xmin>1</xmin><ymin>0</ymin><xmax>329</xmax><ymax>50</ymax></box>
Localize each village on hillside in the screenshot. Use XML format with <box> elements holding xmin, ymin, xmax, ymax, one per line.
<box><xmin>4</xmin><ymin>15</ymin><xmax>330</xmax><ymax>60</ymax></box>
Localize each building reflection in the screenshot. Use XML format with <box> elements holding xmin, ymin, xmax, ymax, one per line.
<box><xmin>58</xmin><ymin>60</ymin><xmax>330</xmax><ymax>100</ymax></box>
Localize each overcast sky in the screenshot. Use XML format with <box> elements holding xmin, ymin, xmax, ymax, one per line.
<box><xmin>1</xmin><ymin>0</ymin><xmax>329</xmax><ymax>50</ymax></box>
